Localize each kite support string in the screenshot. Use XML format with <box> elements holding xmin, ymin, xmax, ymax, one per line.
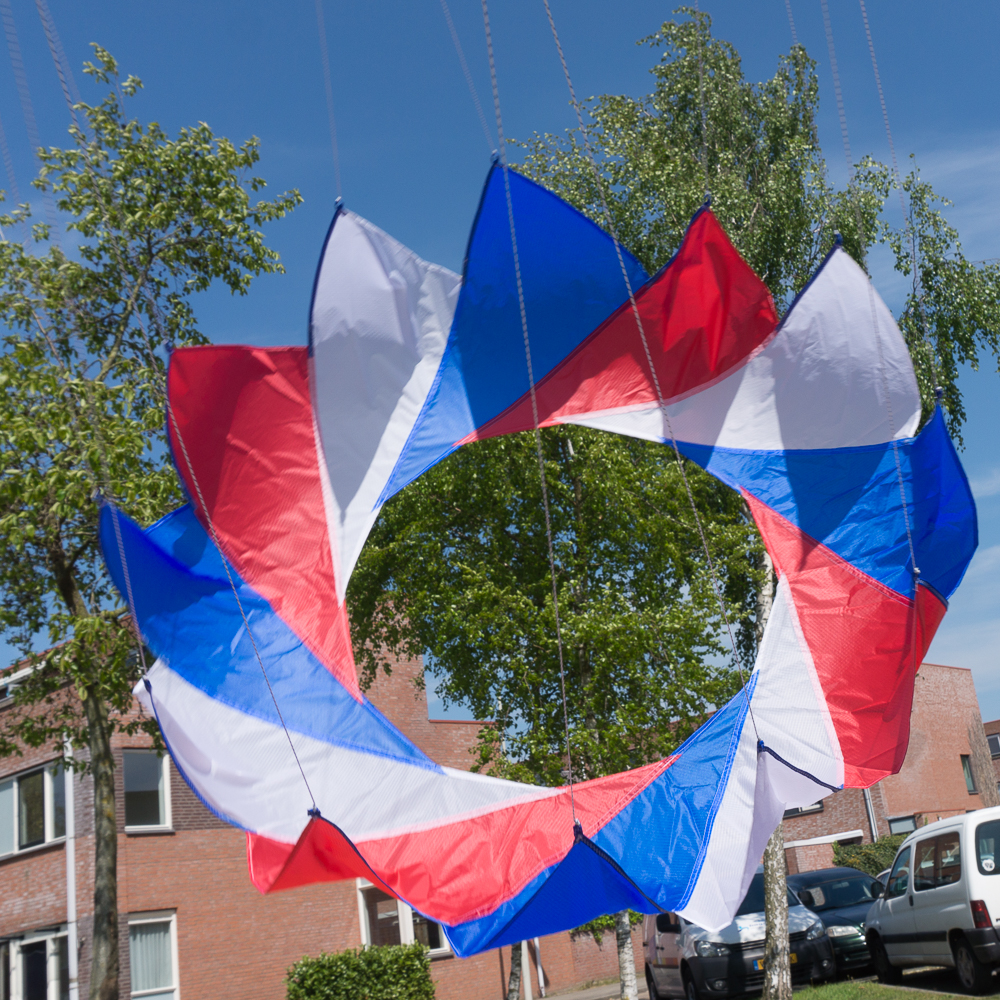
<box><xmin>314</xmin><ymin>0</ymin><xmax>343</xmax><ymax>200</ymax></box>
<box><xmin>167</xmin><ymin>397</ymin><xmax>319</xmax><ymax>814</ymax></box>
<box><xmin>784</xmin><ymin>0</ymin><xmax>800</xmax><ymax>47</ymax></box>
<box><xmin>857</xmin><ymin>0</ymin><xmax>941</xmax><ymax>391</ymax></box>
<box><xmin>481</xmin><ymin>0</ymin><xmax>577</xmax><ymax>821</ymax></box>
<box><xmin>539</xmin><ymin>0</ymin><xmax>760</xmax><ymax>742</ymax></box>
<box><xmin>27</xmin><ymin>8</ymin><xmax>319</xmax><ymax>815</ymax></box>
<box><xmin>439</xmin><ymin>0</ymin><xmax>495</xmax><ymax>153</ymax></box>
<box><xmin>692</xmin><ymin>0</ymin><xmax>708</xmax><ymax>197</ymax></box>
<box><xmin>819</xmin><ymin>0</ymin><xmax>920</xmax><ymax>596</ymax></box>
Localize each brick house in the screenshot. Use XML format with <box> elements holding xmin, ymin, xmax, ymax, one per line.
<box><xmin>982</xmin><ymin>717</ymin><xmax>1000</xmax><ymax>793</ymax></box>
<box><xmin>782</xmin><ymin>662</ymin><xmax>998</xmax><ymax>873</ymax></box>
<box><xmin>0</xmin><ymin>654</ymin><xmax>643</xmax><ymax>1000</ymax></box>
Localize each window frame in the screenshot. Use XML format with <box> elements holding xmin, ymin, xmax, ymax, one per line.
<box><xmin>356</xmin><ymin>880</ymin><xmax>451</xmax><ymax>958</ymax></box>
<box><xmin>988</xmin><ymin>734</ymin><xmax>1000</xmax><ymax>759</ymax></box>
<box><xmin>122</xmin><ymin>750</ymin><xmax>173</xmax><ymax>834</ymax></box>
<box><xmin>128</xmin><ymin>910</ymin><xmax>180</xmax><ymax>1000</ymax></box>
<box><xmin>6</xmin><ymin>925</ymin><xmax>69</xmax><ymax>1000</ymax></box>
<box><xmin>0</xmin><ymin>761</ymin><xmax>66</xmax><ymax>859</ymax></box>
<box><xmin>888</xmin><ymin>815</ymin><xmax>917</xmax><ymax>836</ymax></box>
<box><xmin>961</xmin><ymin>755</ymin><xmax>978</xmax><ymax>795</ymax></box>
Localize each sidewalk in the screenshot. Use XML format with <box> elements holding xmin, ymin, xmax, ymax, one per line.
<box><xmin>542</xmin><ymin>981</ymin><xmax>649</xmax><ymax>1000</ymax></box>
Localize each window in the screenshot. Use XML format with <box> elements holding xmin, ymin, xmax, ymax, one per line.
<box><xmin>123</xmin><ymin>751</ymin><xmax>171</xmax><ymax>831</ymax></box>
<box><xmin>962</xmin><ymin>755</ymin><xmax>978</xmax><ymax>794</ymax></box>
<box><xmin>128</xmin><ymin>912</ymin><xmax>178</xmax><ymax>1000</ymax></box>
<box><xmin>783</xmin><ymin>801</ymin><xmax>823</xmax><ymax>819</ymax></box>
<box><xmin>0</xmin><ymin>763</ymin><xmax>65</xmax><ymax>857</ymax></box>
<box><xmin>885</xmin><ymin>846</ymin><xmax>911</xmax><ymax>898</ymax></box>
<box><xmin>977</xmin><ymin>819</ymin><xmax>1000</xmax><ymax>875</ymax></box>
<box><xmin>888</xmin><ymin>815</ymin><xmax>917</xmax><ymax>836</ymax></box>
<box><xmin>4</xmin><ymin>929</ymin><xmax>69</xmax><ymax>1000</ymax></box>
<box><xmin>988</xmin><ymin>734</ymin><xmax>1000</xmax><ymax>758</ymax></box>
<box><xmin>357</xmin><ymin>882</ymin><xmax>449</xmax><ymax>956</ymax></box>
<box><xmin>913</xmin><ymin>834</ymin><xmax>961</xmax><ymax>892</ymax></box>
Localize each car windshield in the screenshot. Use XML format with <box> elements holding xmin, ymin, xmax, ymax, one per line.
<box><xmin>797</xmin><ymin>875</ymin><xmax>880</xmax><ymax>910</ymax></box>
<box><xmin>735</xmin><ymin>873</ymin><xmax>799</xmax><ymax>916</ymax></box>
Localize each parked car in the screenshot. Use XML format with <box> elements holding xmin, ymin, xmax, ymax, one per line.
<box><xmin>643</xmin><ymin>872</ymin><xmax>835</xmax><ymax>1000</ymax></box>
<box><xmin>865</xmin><ymin>805</ymin><xmax>1000</xmax><ymax>993</ymax></box>
<box><xmin>788</xmin><ymin>866</ymin><xmax>883</xmax><ymax>975</ymax></box>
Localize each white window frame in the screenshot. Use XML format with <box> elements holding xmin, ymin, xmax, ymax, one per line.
<box><xmin>128</xmin><ymin>910</ymin><xmax>180</xmax><ymax>1000</ymax></box>
<box><xmin>122</xmin><ymin>751</ymin><xmax>173</xmax><ymax>834</ymax></box>
<box><xmin>0</xmin><ymin>761</ymin><xmax>66</xmax><ymax>858</ymax></box>
<box><xmin>356</xmin><ymin>879</ymin><xmax>450</xmax><ymax>957</ymax></box>
<box><xmin>7</xmin><ymin>925</ymin><xmax>68</xmax><ymax>1000</ymax></box>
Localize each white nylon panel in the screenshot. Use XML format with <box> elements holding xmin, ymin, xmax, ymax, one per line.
<box><xmin>310</xmin><ymin>211</ymin><xmax>461</xmax><ymax>592</ymax></box>
<box><xmin>137</xmin><ymin>662</ymin><xmax>555</xmax><ymax>845</ymax></box>
<box><xmin>568</xmin><ymin>247</ymin><xmax>920</xmax><ymax>451</ymax></box>
<box><xmin>679</xmin><ymin>582</ymin><xmax>842</xmax><ymax>931</ymax></box>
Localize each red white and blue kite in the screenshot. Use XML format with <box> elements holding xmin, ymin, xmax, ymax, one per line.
<box><xmin>101</xmin><ymin>163</ymin><xmax>976</xmax><ymax>954</ymax></box>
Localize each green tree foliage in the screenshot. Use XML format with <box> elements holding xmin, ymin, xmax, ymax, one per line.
<box><xmin>286</xmin><ymin>945</ymin><xmax>436</xmax><ymax>1000</ymax></box>
<box><xmin>350</xmin><ymin>427</ymin><xmax>762</xmax><ymax>786</ymax></box>
<box><xmin>0</xmin><ymin>48</ymin><xmax>298</xmax><ymax>1000</ymax></box>
<box><xmin>833</xmin><ymin>835</ymin><xmax>907</xmax><ymax>878</ymax></box>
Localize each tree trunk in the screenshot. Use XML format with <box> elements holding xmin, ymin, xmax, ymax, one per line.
<box><xmin>755</xmin><ymin>545</ymin><xmax>791</xmax><ymax>1000</ymax></box>
<box><xmin>85</xmin><ymin>690</ymin><xmax>119</xmax><ymax>1000</ymax></box>
<box><xmin>615</xmin><ymin>910</ymin><xmax>638</xmax><ymax>1000</ymax></box>
<box><xmin>506</xmin><ymin>940</ymin><xmax>522</xmax><ymax>1000</ymax></box>
<box><xmin>762</xmin><ymin>826</ymin><xmax>791</xmax><ymax>1000</ymax></box>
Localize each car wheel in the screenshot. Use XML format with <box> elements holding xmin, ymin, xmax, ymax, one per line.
<box><xmin>645</xmin><ymin>966</ymin><xmax>662</xmax><ymax>1000</ymax></box>
<box><xmin>870</xmin><ymin>936</ymin><xmax>902</xmax><ymax>985</ymax></box>
<box><xmin>683</xmin><ymin>971</ymin><xmax>699</xmax><ymax>1000</ymax></box>
<box><xmin>954</xmin><ymin>936</ymin><xmax>993</xmax><ymax>994</ymax></box>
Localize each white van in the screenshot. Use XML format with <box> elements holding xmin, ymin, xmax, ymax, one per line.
<box><xmin>865</xmin><ymin>805</ymin><xmax>1000</xmax><ymax>993</ymax></box>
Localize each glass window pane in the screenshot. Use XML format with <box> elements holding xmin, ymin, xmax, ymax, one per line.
<box><xmin>913</xmin><ymin>838</ymin><xmax>936</xmax><ymax>891</ymax></box>
<box><xmin>962</xmin><ymin>755</ymin><xmax>977</xmax><ymax>794</ymax></box>
<box><xmin>0</xmin><ymin>780</ymin><xmax>13</xmax><ymax>856</ymax></box>
<box><xmin>123</xmin><ymin>753</ymin><xmax>164</xmax><ymax>827</ymax></box>
<box><xmin>51</xmin><ymin>765</ymin><xmax>65</xmax><ymax>839</ymax></box>
<box><xmin>18</xmin><ymin>771</ymin><xmax>44</xmax><ymax>849</ymax></box>
<box><xmin>129</xmin><ymin>922</ymin><xmax>173</xmax><ymax>993</ymax></box>
<box><xmin>412</xmin><ymin>912</ymin><xmax>443</xmax><ymax>950</ymax></box>
<box><xmin>978</xmin><ymin>820</ymin><xmax>1000</xmax><ymax>874</ymax></box>
<box><xmin>21</xmin><ymin>941</ymin><xmax>47</xmax><ymax>1000</ymax></box>
<box><xmin>363</xmin><ymin>889</ymin><xmax>401</xmax><ymax>948</ymax></box>
<box><xmin>886</xmin><ymin>846</ymin><xmax>911</xmax><ymax>898</ymax></box>
<box><xmin>938</xmin><ymin>832</ymin><xmax>961</xmax><ymax>885</ymax></box>
<box><xmin>1</xmin><ymin>941</ymin><xmax>10</xmax><ymax>1000</ymax></box>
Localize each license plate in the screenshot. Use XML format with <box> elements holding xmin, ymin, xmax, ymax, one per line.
<box><xmin>753</xmin><ymin>954</ymin><xmax>797</xmax><ymax>971</ymax></box>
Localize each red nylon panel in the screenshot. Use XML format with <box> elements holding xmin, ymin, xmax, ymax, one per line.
<box><xmin>250</xmin><ymin>757</ymin><xmax>676</xmax><ymax>924</ymax></box>
<box><xmin>167</xmin><ymin>345</ymin><xmax>358</xmax><ymax>698</ymax></box>
<box><xmin>460</xmin><ymin>209</ymin><xmax>777</xmax><ymax>443</ymax></box>
<box><xmin>746</xmin><ymin>493</ymin><xmax>946</xmax><ymax>787</ymax></box>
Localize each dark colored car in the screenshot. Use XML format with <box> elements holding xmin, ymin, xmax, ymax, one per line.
<box><xmin>787</xmin><ymin>866</ymin><xmax>883</xmax><ymax>975</ymax></box>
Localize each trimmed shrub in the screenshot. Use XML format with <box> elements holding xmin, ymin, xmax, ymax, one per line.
<box><xmin>833</xmin><ymin>834</ymin><xmax>907</xmax><ymax>877</ymax></box>
<box><xmin>286</xmin><ymin>943</ymin><xmax>436</xmax><ymax>1000</ymax></box>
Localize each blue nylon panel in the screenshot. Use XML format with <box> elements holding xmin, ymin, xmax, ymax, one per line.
<box><xmin>99</xmin><ymin>504</ymin><xmax>439</xmax><ymax>769</ymax></box>
<box><xmin>679</xmin><ymin>409</ymin><xmax>976</xmax><ymax>599</ymax></box>
<box><xmin>442</xmin><ymin>682</ymin><xmax>752</xmax><ymax>956</ymax></box>
<box><xmin>379</xmin><ymin>163</ymin><xmax>647</xmax><ymax>503</ymax></box>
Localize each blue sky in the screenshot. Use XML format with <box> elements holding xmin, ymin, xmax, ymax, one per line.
<box><xmin>1</xmin><ymin>1</ymin><xmax>997</xmax><ymax>718</ymax></box>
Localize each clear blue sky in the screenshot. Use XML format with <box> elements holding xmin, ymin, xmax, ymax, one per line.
<box><xmin>2</xmin><ymin>1</ymin><xmax>997</xmax><ymax>718</ymax></box>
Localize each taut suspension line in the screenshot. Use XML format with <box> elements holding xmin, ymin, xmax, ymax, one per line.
<box><xmin>481</xmin><ymin>0</ymin><xmax>577</xmax><ymax>821</ymax></box>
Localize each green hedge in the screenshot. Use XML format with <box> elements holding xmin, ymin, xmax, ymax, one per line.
<box><xmin>833</xmin><ymin>834</ymin><xmax>906</xmax><ymax>877</ymax></box>
<box><xmin>286</xmin><ymin>943</ymin><xmax>436</xmax><ymax>1000</ymax></box>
